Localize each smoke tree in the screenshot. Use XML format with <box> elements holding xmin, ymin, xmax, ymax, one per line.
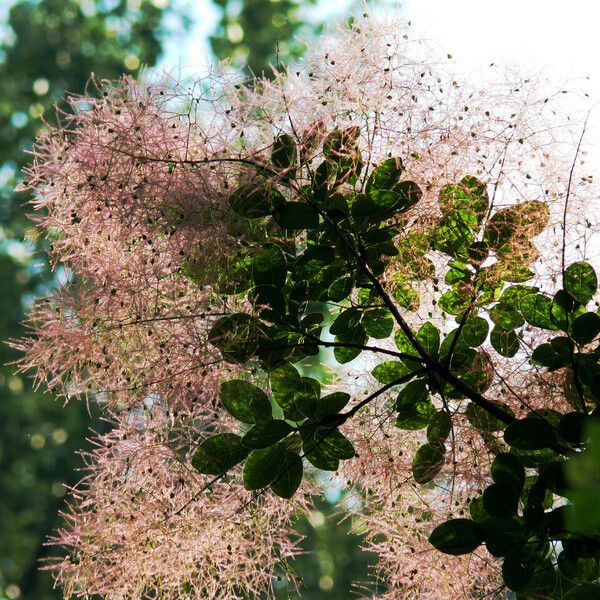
<box><xmin>16</xmin><ymin>14</ymin><xmax>600</xmax><ymax>599</ymax></box>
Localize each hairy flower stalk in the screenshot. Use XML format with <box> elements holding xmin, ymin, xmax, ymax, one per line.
<box><xmin>16</xmin><ymin>14</ymin><xmax>600</xmax><ymax>600</ymax></box>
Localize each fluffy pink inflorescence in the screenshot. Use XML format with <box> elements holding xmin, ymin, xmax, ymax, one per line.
<box><xmin>48</xmin><ymin>410</ymin><xmax>304</xmax><ymax>599</ymax></box>
<box><xmin>17</xmin><ymin>14</ymin><xmax>599</xmax><ymax>600</ymax></box>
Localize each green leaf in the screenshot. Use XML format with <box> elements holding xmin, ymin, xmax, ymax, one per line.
<box><xmin>270</xmin><ymin>450</ymin><xmax>303</xmax><ymax>499</ymax></box>
<box><xmin>558</xmin><ymin>551</ymin><xmax>600</xmax><ymax>584</ymax></box>
<box><xmin>249</xmin><ymin>285</ymin><xmax>286</xmax><ymax>318</ymax></box>
<box><xmin>271</xmin><ymin>134</ymin><xmax>297</xmax><ymax>170</ymax></box>
<box><xmin>394</xmin><ymin>329</ymin><xmax>419</xmax><ymax>356</ymax></box>
<box><xmin>483</xmin><ymin>483</ymin><xmax>519</xmax><ymax>518</ymax></box>
<box><xmin>531</xmin><ymin>342</ymin><xmax>570</xmax><ymax>370</ymax></box>
<box><xmin>329</xmin><ymin>308</ymin><xmax>362</xmax><ymax>336</ymax></box>
<box><xmin>462</xmin><ymin>316</ymin><xmax>489</xmax><ymax>347</ymax></box>
<box><xmin>362</xmin><ymin>308</ymin><xmax>394</xmax><ymax>339</ymax></box>
<box><xmin>572</xmin><ymin>312</ymin><xmax>600</xmax><ymax>345</ymax></box>
<box><xmin>270</xmin><ymin>363</ymin><xmax>318</xmax><ymax>420</ymax></box>
<box><xmin>242</xmin><ymin>420</ymin><xmax>293</xmax><ymax>449</ymax></box>
<box><xmin>220</xmin><ymin>380</ymin><xmax>272</xmax><ymax>424</ymax></box>
<box><xmin>465</xmin><ymin>401</ymin><xmax>514</xmax><ymax>432</ymax></box>
<box><xmin>490</xmin><ymin>327</ymin><xmax>519</xmax><ymax>357</ymax></box>
<box><xmin>315</xmin><ymin>392</ymin><xmax>351</xmax><ymax>418</ymax></box>
<box><xmin>502</xmin><ymin>554</ymin><xmax>533</xmax><ymax>591</ymax></box>
<box><xmin>427</xmin><ymin>411</ymin><xmax>452</xmax><ymax>442</ymax></box>
<box><xmin>439</xmin><ymin>288</ymin><xmax>470</xmax><ymax>315</ymax></box>
<box><xmin>208</xmin><ymin>314</ymin><xmax>265</xmax><ymax>363</ymax></box>
<box><xmin>328</xmin><ymin>276</ymin><xmax>354</xmax><ymax>302</ymax></box>
<box><xmin>504</xmin><ymin>417</ymin><xmax>557</xmax><ymax>450</ymax></box>
<box><xmin>229</xmin><ymin>182</ymin><xmax>284</xmax><ymax>218</ymax></box>
<box><xmin>479</xmin><ymin>517</ymin><xmax>524</xmax><ymax>557</ymax></box>
<box><xmin>395</xmin><ymin>379</ymin><xmax>428</xmax><ymax>410</ymax></box>
<box><xmin>273</xmin><ymin>201</ymin><xmax>320</xmax><ymax>230</ymax></box>
<box><xmin>192</xmin><ymin>433</ymin><xmax>250</xmax><ymax>475</ymax></box>
<box><xmin>429</xmin><ymin>518</ymin><xmax>483</xmax><ymax>555</ymax></box>
<box><xmin>491</xmin><ymin>453</ymin><xmax>525</xmax><ymax>493</ymax></box>
<box><xmin>365</xmin><ymin>157</ymin><xmax>404</xmax><ymax>196</ymax></box>
<box><xmin>412</xmin><ymin>441</ymin><xmax>445</xmax><ymax>484</ymax></box>
<box><xmin>372</xmin><ymin>360</ymin><xmax>416</xmax><ymax>385</ymax></box>
<box><xmin>439</xmin><ymin>175</ymin><xmax>489</xmax><ymax>229</ymax></box>
<box><xmin>308</xmin><ymin>427</ymin><xmax>356</xmax><ymax>460</ymax></box>
<box><xmin>243</xmin><ymin>444</ymin><xmax>286</xmax><ymax>490</ymax></box>
<box><xmin>416</xmin><ymin>322</ymin><xmax>440</xmax><ymax>356</ymax></box>
<box><xmin>333</xmin><ymin>324</ymin><xmax>367</xmax><ymax>364</ymax></box>
<box><xmin>565</xmin><ymin>262</ymin><xmax>598</xmax><ymax>305</ymax></box>
<box><xmin>252</xmin><ymin>244</ymin><xmax>287</xmax><ymax>287</ymax></box>
<box><xmin>304</xmin><ymin>443</ymin><xmax>339</xmax><ymax>471</ymax></box>
<box><xmin>484</xmin><ymin>201</ymin><xmax>549</xmax><ymax>247</ymax></box>
<box><xmin>520</xmin><ymin>293</ymin><xmax>558</xmax><ymax>330</ymax></box>
<box><xmin>489</xmin><ymin>302</ymin><xmax>524</xmax><ymax>330</ymax></box>
<box><xmin>559</xmin><ymin>412</ymin><xmax>588</xmax><ymax>445</ymax></box>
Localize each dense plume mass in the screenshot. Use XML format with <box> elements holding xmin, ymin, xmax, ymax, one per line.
<box><xmin>15</xmin><ymin>14</ymin><xmax>599</xmax><ymax>599</ymax></box>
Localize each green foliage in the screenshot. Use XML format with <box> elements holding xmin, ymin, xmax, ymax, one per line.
<box><xmin>192</xmin><ymin>433</ymin><xmax>250</xmax><ymax>475</ymax></box>
<box><xmin>429</xmin><ymin>519</ymin><xmax>483</xmax><ymax>555</ymax></box>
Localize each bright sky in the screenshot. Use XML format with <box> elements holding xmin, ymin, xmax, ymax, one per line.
<box><xmin>403</xmin><ymin>0</ymin><xmax>600</xmax><ymax>144</ymax></box>
<box><xmin>160</xmin><ymin>0</ymin><xmax>600</xmax><ymax>163</ymax></box>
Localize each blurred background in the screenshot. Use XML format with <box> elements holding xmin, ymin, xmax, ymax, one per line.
<box><xmin>1</xmin><ymin>1</ymin><xmax>599</xmax><ymax>598</ymax></box>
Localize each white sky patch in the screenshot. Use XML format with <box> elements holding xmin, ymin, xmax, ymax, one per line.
<box><xmin>402</xmin><ymin>0</ymin><xmax>600</xmax><ymax>167</ymax></box>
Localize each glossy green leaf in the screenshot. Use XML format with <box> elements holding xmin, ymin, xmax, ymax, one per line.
<box><xmin>429</xmin><ymin>518</ymin><xmax>483</xmax><ymax>555</ymax></box>
<box><xmin>465</xmin><ymin>401</ymin><xmax>514</xmax><ymax>433</ymax></box>
<box><xmin>462</xmin><ymin>316</ymin><xmax>489</xmax><ymax>347</ymax></box>
<box><xmin>333</xmin><ymin>323</ymin><xmax>367</xmax><ymax>364</ymax></box>
<box><xmin>504</xmin><ymin>417</ymin><xmax>557</xmax><ymax>450</ymax></box>
<box><xmin>229</xmin><ymin>182</ymin><xmax>284</xmax><ymax>218</ymax></box>
<box><xmin>372</xmin><ymin>360</ymin><xmax>417</xmax><ymax>385</ymax></box>
<box><xmin>192</xmin><ymin>433</ymin><xmax>250</xmax><ymax>476</ymax></box>
<box><xmin>315</xmin><ymin>392</ymin><xmax>351</xmax><ymax>418</ymax></box>
<box><xmin>439</xmin><ymin>175</ymin><xmax>489</xmax><ymax>229</ymax></box>
<box><xmin>328</xmin><ymin>276</ymin><xmax>354</xmax><ymax>302</ymax></box>
<box><xmin>489</xmin><ymin>302</ymin><xmax>524</xmax><ymax>330</ymax></box>
<box><xmin>270</xmin><ymin>450</ymin><xmax>303</xmax><ymax>499</ymax></box>
<box><xmin>439</xmin><ymin>288</ymin><xmax>471</xmax><ymax>316</ymax></box>
<box><xmin>491</xmin><ymin>453</ymin><xmax>525</xmax><ymax>493</ymax></box>
<box><xmin>308</xmin><ymin>427</ymin><xmax>356</xmax><ymax>460</ymax></box>
<box><xmin>269</xmin><ymin>363</ymin><xmax>318</xmax><ymax>420</ymax></box>
<box><xmin>520</xmin><ymin>293</ymin><xmax>558</xmax><ymax>330</ymax></box>
<box><xmin>412</xmin><ymin>441</ymin><xmax>445</xmax><ymax>484</ymax></box>
<box><xmin>220</xmin><ymin>380</ymin><xmax>272</xmax><ymax>424</ymax></box>
<box><xmin>242</xmin><ymin>420</ymin><xmax>293</xmax><ymax>449</ymax></box>
<box><xmin>565</xmin><ymin>262</ymin><xmax>598</xmax><ymax>305</ymax></box>
<box><xmin>252</xmin><ymin>244</ymin><xmax>287</xmax><ymax>287</ymax></box>
<box><xmin>362</xmin><ymin>308</ymin><xmax>394</xmax><ymax>339</ymax></box>
<box><xmin>572</xmin><ymin>312</ymin><xmax>600</xmax><ymax>345</ymax></box>
<box><xmin>427</xmin><ymin>410</ymin><xmax>452</xmax><ymax>442</ymax></box>
<box><xmin>365</xmin><ymin>157</ymin><xmax>404</xmax><ymax>196</ymax></box>
<box><xmin>329</xmin><ymin>308</ymin><xmax>362</xmax><ymax>336</ymax></box>
<box><xmin>531</xmin><ymin>342</ymin><xmax>570</xmax><ymax>370</ymax></box>
<box><xmin>490</xmin><ymin>326</ymin><xmax>519</xmax><ymax>357</ymax></box>
<box><xmin>273</xmin><ymin>201</ymin><xmax>319</xmax><ymax>229</ymax></box>
<box><xmin>416</xmin><ymin>322</ymin><xmax>440</xmax><ymax>356</ymax></box>
<box><xmin>271</xmin><ymin>134</ymin><xmax>297</xmax><ymax>170</ymax></box>
<box><xmin>243</xmin><ymin>444</ymin><xmax>286</xmax><ymax>490</ymax></box>
<box><xmin>208</xmin><ymin>314</ymin><xmax>265</xmax><ymax>363</ymax></box>
<box><xmin>479</xmin><ymin>517</ymin><xmax>524</xmax><ymax>557</ymax></box>
<box><xmin>483</xmin><ymin>483</ymin><xmax>519</xmax><ymax>518</ymax></box>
